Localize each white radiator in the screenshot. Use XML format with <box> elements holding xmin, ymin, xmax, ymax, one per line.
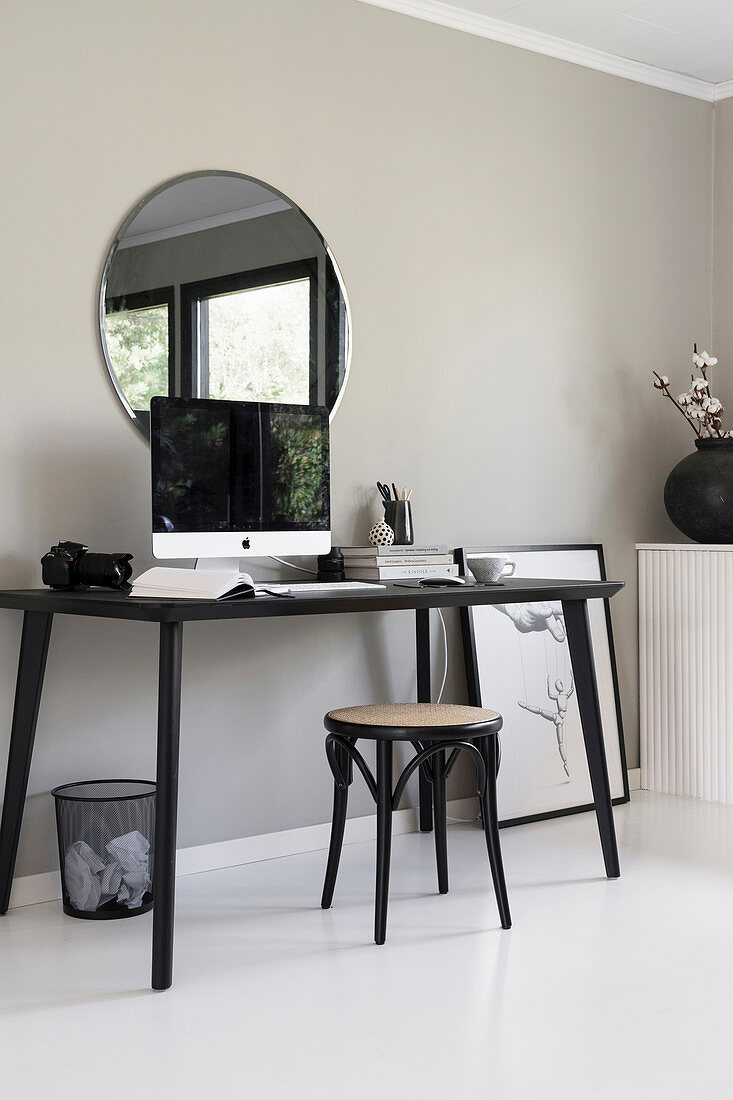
<box><xmin>638</xmin><ymin>544</ymin><xmax>733</xmax><ymax>802</ymax></box>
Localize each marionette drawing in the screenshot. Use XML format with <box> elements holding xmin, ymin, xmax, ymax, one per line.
<box><xmin>495</xmin><ymin>601</ymin><xmax>573</xmax><ymax>779</ymax></box>
<box><xmin>518</xmin><ymin>674</ymin><xmax>574</xmax><ymax>777</ymax></box>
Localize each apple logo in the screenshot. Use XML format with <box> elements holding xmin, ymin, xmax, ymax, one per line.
<box><xmin>242</xmin><ymin>538</ymin><xmax>250</xmax><ymax>550</ymax></box>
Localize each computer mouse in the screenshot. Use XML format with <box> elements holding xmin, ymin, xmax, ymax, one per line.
<box><xmin>419</xmin><ymin>576</ymin><xmax>466</xmax><ymax>587</ymax></box>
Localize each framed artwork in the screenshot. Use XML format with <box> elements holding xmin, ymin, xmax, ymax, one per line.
<box><xmin>456</xmin><ymin>544</ymin><xmax>629</xmax><ymax>826</ymax></box>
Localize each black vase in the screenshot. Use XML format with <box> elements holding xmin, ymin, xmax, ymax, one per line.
<box><xmin>664</xmin><ymin>437</ymin><xmax>733</xmax><ymax>543</ymax></box>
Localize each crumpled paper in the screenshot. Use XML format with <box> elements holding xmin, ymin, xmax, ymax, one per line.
<box><xmin>64</xmin><ymin>831</ymin><xmax>151</xmax><ymax>912</ymax></box>
<box><xmin>106</xmin><ymin>831</ymin><xmax>151</xmax><ymax>909</ymax></box>
<box><xmin>64</xmin><ymin>841</ymin><xmax>105</xmax><ymax>911</ymax></box>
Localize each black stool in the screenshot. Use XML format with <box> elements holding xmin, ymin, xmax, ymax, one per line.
<box><xmin>321</xmin><ymin>702</ymin><xmax>511</xmax><ymax>944</ymax></box>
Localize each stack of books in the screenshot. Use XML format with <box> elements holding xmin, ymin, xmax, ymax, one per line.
<box><xmin>343</xmin><ymin>544</ymin><xmax>457</xmax><ymax>582</ymax></box>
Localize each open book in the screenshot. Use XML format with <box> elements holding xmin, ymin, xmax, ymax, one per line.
<box><xmin>129</xmin><ymin>568</ymin><xmax>264</xmax><ymax>601</ymax></box>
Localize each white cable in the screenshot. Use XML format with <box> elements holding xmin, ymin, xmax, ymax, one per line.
<box><xmin>434</xmin><ymin>607</ymin><xmax>480</xmax><ymax>823</ymax></box>
<box><xmin>435</xmin><ymin>607</ymin><xmax>448</xmax><ymax>703</ymax></box>
<box><xmin>269</xmin><ymin>556</ymin><xmax>319</xmax><ymax>575</ymax></box>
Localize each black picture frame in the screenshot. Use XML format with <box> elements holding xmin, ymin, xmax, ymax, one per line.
<box><xmin>456</xmin><ymin>543</ymin><xmax>629</xmax><ymax>828</ymax></box>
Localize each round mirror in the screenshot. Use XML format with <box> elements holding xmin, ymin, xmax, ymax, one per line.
<box><xmin>100</xmin><ymin>171</ymin><xmax>351</xmax><ymax>438</ymax></box>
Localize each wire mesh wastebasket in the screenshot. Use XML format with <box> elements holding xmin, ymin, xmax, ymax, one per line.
<box><xmin>51</xmin><ymin>780</ymin><xmax>156</xmax><ymax>919</ymax></box>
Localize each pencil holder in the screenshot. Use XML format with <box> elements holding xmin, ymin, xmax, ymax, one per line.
<box><xmin>383</xmin><ymin>500</ymin><xmax>413</xmax><ymax>545</ymax></box>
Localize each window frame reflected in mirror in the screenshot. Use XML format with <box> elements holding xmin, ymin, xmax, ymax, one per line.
<box><xmin>104</xmin><ymin>286</ymin><xmax>175</xmax><ymax>436</ymax></box>
<box><xmin>180</xmin><ymin>258</ymin><xmax>318</xmax><ymax>405</ymax></box>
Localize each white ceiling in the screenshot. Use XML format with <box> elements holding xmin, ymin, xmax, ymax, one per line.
<box><xmin>450</xmin><ymin>0</ymin><xmax>733</xmax><ymax>82</ymax></box>
<box><xmin>358</xmin><ymin>0</ymin><xmax>733</xmax><ymax>99</ymax></box>
<box><xmin>125</xmin><ymin>177</ymin><xmax>287</xmax><ymax>238</ymax></box>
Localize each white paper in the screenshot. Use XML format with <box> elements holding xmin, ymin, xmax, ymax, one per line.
<box><xmin>64</xmin><ymin>842</ymin><xmax>104</xmax><ymax>911</ymax></box>
<box><xmin>64</xmin><ymin>832</ymin><xmax>152</xmax><ymax>912</ymax></box>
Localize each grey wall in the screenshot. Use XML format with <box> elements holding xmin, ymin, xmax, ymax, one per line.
<box><xmin>1</xmin><ymin>0</ymin><xmax>713</xmax><ymax>877</ymax></box>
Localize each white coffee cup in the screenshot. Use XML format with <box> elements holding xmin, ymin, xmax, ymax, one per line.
<box><xmin>467</xmin><ymin>554</ymin><xmax>516</xmax><ymax>583</ymax></box>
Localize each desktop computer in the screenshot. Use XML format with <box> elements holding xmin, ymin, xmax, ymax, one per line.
<box><xmin>150</xmin><ymin>396</ymin><xmax>331</xmax><ymax>565</ymax></box>
<box><xmin>148</xmin><ymin>397</ymin><xmax>378</xmax><ymax>595</ymax></box>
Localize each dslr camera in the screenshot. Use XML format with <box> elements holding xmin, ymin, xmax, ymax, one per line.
<box><xmin>41</xmin><ymin>541</ymin><xmax>133</xmax><ymax>592</ymax></box>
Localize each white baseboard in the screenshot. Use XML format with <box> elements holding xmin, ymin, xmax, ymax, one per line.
<box><xmin>10</xmin><ymin>869</ymin><xmax>61</xmax><ymax>909</ymax></box>
<box><xmin>8</xmin><ymin>773</ymin><xmax>641</xmax><ymax>911</ymax></box>
<box><xmin>8</xmin><ymin>797</ymin><xmax>478</xmax><ymax>911</ymax></box>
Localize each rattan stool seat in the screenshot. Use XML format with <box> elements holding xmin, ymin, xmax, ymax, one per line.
<box><xmin>325</xmin><ymin>702</ymin><xmax>502</xmax><ymax>741</ymax></box>
<box><xmin>328</xmin><ymin>702</ymin><xmax>499</xmax><ymax>726</ymax></box>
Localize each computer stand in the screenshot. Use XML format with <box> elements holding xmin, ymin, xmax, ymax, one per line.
<box><xmin>194</xmin><ymin>558</ymin><xmax>255</xmax><ymax>586</ymax></box>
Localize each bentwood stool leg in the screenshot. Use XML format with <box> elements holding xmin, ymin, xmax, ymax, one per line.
<box><xmin>0</xmin><ymin>611</ymin><xmax>53</xmax><ymax>914</ymax></box>
<box><xmin>375</xmin><ymin>740</ymin><xmax>393</xmax><ymax>945</ymax></box>
<box><xmin>152</xmin><ymin>620</ymin><xmax>184</xmax><ymax>991</ymax></box>
<box><xmin>478</xmin><ymin>735</ymin><xmax>511</xmax><ymax>929</ymax></box>
<box><xmin>432</xmin><ymin>749</ymin><xmax>449</xmax><ymax>894</ymax></box>
<box><xmin>322</xmin><ymin>739</ymin><xmax>351</xmax><ymax>909</ymax></box>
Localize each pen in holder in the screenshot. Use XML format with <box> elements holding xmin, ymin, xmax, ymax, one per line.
<box><xmin>383</xmin><ymin>500</ymin><xmax>414</xmax><ymax>545</ymax></box>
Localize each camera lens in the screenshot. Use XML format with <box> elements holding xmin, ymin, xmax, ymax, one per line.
<box><xmin>77</xmin><ymin>553</ymin><xmax>132</xmax><ymax>589</ymax></box>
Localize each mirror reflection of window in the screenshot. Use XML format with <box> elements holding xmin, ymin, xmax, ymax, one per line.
<box><xmin>180</xmin><ymin>260</ymin><xmax>318</xmax><ymax>405</ymax></box>
<box><xmin>202</xmin><ymin>277</ymin><xmax>311</xmax><ymax>404</ymax></box>
<box><xmin>104</xmin><ymin>290</ymin><xmax>173</xmax><ymax>412</ymax></box>
<box><xmin>101</xmin><ymin>172</ymin><xmax>350</xmax><ymax>438</ymax></box>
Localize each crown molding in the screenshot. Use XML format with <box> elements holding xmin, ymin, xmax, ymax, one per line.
<box><xmin>355</xmin><ymin>0</ymin><xmax>719</xmax><ymax>102</ymax></box>
<box><xmin>118</xmin><ymin>198</ymin><xmax>290</xmax><ymax>250</ymax></box>
<box><xmin>713</xmin><ymin>81</ymin><xmax>733</xmax><ymax>102</ymax></box>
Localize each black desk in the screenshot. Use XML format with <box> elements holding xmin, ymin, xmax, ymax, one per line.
<box><xmin>0</xmin><ymin>577</ymin><xmax>623</xmax><ymax>990</ymax></box>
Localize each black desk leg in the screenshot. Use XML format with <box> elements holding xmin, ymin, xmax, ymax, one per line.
<box><xmin>415</xmin><ymin>608</ymin><xmax>433</xmax><ymax>833</ymax></box>
<box><xmin>562</xmin><ymin>599</ymin><xmax>620</xmax><ymax>879</ymax></box>
<box><xmin>152</xmin><ymin>621</ymin><xmax>183</xmax><ymax>991</ymax></box>
<box><xmin>0</xmin><ymin>611</ymin><xmax>53</xmax><ymax>914</ymax></box>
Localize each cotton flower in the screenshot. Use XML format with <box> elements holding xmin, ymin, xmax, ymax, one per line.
<box><xmin>653</xmin><ymin>346</ymin><xmax>727</xmax><ymax>436</ymax></box>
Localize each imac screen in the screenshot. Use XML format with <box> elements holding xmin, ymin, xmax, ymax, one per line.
<box><xmin>151</xmin><ymin>398</ymin><xmax>330</xmax><ymax>533</ymax></box>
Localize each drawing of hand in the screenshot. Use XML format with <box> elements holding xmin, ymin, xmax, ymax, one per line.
<box><xmin>495</xmin><ymin>601</ymin><xmax>566</xmax><ymax>642</ymax></box>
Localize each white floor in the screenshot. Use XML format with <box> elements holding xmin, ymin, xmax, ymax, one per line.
<box><xmin>2</xmin><ymin>791</ymin><xmax>733</xmax><ymax>1098</ymax></box>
